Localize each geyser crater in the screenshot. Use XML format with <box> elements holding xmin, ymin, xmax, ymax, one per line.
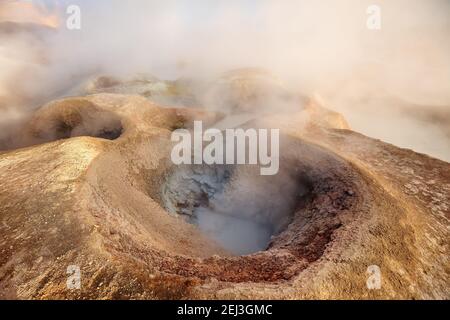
<box><xmin>162</xmin><ymin>162</ymin><xmax>311</xmax><ymax>255</ymax></box>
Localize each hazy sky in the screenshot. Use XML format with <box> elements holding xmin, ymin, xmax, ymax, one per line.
<box><xmin>1</xmin><ymin>0</ymin><xmax>449</xmax><ymax>160</ymax></box>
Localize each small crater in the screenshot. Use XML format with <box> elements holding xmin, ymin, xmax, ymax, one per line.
<box><xmin>162</xmin><ymin>161</ymin><xmax>312</xmax><ymax>255</ymax></box>
<box><xmin>1</xmin><ymin>98</ymin><xmax>124</xmax><ymax>150</ymax></box>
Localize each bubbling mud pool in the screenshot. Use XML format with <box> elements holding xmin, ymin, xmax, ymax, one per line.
<box><xmin>162</xmin><ymin>163</ymin><xmax>312</xmax><ymax>255</ymax></box>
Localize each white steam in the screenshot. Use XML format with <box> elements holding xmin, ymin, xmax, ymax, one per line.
<box><xmin>0</xmin><ymin>0</ymin><xmax>449</xmax><ymax>159</ymax></box>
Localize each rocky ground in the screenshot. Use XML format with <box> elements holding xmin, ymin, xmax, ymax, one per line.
<box><xmin>0</xmin><ymin>71</ymin><xmax>448</xmax><ymax>299</ymax></box>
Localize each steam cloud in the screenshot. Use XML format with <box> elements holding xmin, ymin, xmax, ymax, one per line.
<box><xmin>0</xmin><ymin>0</ymin><xmax>449</xmax><ymax>159</ymax></box>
